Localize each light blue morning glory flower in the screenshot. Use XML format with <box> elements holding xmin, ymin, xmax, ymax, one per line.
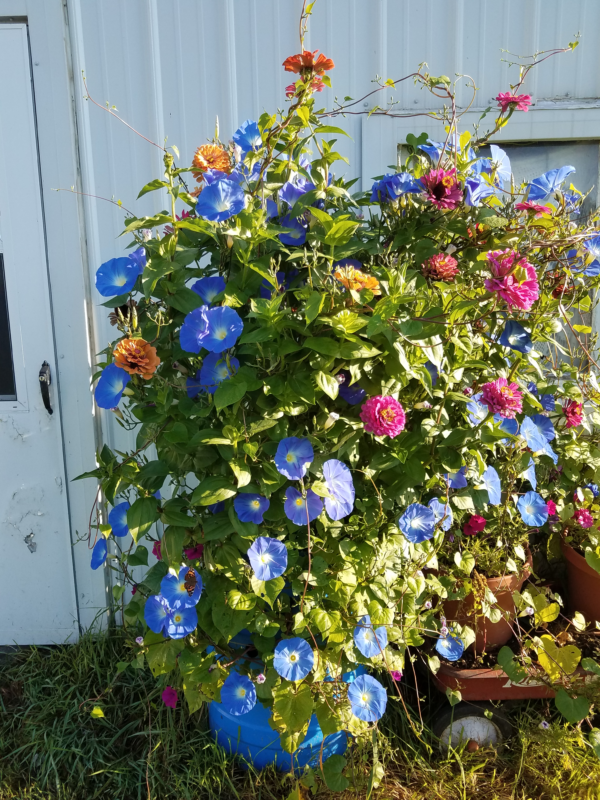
<box><xmin>165</xmin><ymin>605</ymin><xmax>198</xmax><ymax>639</ymax></box>
<box><xmin>523</xmin><ymin>458</ymin><xmax>537</xmax><ymax>490</ymax></box>
<box><xmin>322</xmin><ymin>459</ymin><xmax>355</xmax><ymax>520</ymax></box>
<box><xmin>220</xmin><ymin>672</ymin><xmax>257</xmax><ymax>715</ymax></box>
<box><xmin>234</xmin><ymin>493</ymin><xmax>270</xmax><ymax>524</ymax></box>
<box><xmin>233</xmin><ymin>119</ymin><xmax>263</xmax><ymax>156</ymax></box>
<box><xmin>274</xmin><ymin>436</ymin><xmax>314</xmax><ymax>480</ymax></box>
<box><xmin>428</xmin><ymin>497</ymin><xmax>453</xmax><ymax>531</ymax></box>
<box><xmin>530</xmin><ymin>414</ymin><xmax>555</xmax><ymax>442</ymax></box>
<box><xmin>347</xmin><ymin>674</ymin><xmax>387</xmax><ymax>722</ymax></box>
<box><xmin>279</xmin><ymin>172</ymin><xmax>315</xmax><ymax>207</ymax></box>
<box><xmin>353</xmin><ymin>615</ymin><xmax>388</xmax><ymax>658</ymax></box>
<box><xmin>128</xmin><ymin>247</ymin><xmax>146</xmax><ymax>275</ymax></box>
<box><xmin>517</xmin><ymin>491</ymin><xmax>549</xmax><ymax>526</ymax></box>
<box><xmin>399</xmin><ymin>503</ymin><xmax>436</xmax><ymax>543</ymax></box>
<box><xmin>465</xmin><ymin>175</ymin><xmax>497</xmax><ymax>206</ymax></box>
<box><xmin>196</xmin><ymin>178</ymin><xmax>245</xmax><ymax>222</ymax></box>
<box><xmin>446</xmin><ymin>466</ymin><xmax>468</xmax><ymax>489</ymax></box>
<box><xmin>489</xmin><ymin>145</ymin><xmax>512</xmax><ymax>182</ymax></box>
<box><xmin>479</xmin><ymin>465</ymin><xmax>502</xmax><ymax>505</ymax></box>
<box><xmin>161</xmin><ymin>566</ymin><xmax>202</xmax><ymax>609</ymax></box>
<box><xmin>191</xmin><ymin>276</ymin><xmax>226</xmax><ymax>304</ymax></box>
<box><xmin>273</xmin><ymin>638</ymin><xmax>314</xmax><ymax>681</ymax></box>
<box><xmin>108</xmin><ymin>501</ymin><xmax>130</xmax><ymax>537</ymax></box>
<box><xmin>370</xmin><ymin>172</ymin><xmax>422</xmax><ymax>202</ymax></box>
<box><xmin>278</xmin><ymin>213</ymin><xmax>308</xmax><ymax>246</ymax></box>
<box><xmin>466</xmin><ymin>393</ymin><xmax>487</xmax><ymax>426</ymax></box>
<box><xmin>527</xmin><ymin>165</ymin><xmax>575</xmax><ymax>202</ymax></box>
<box><xmin>95</xmin><ymin>256</ymin><xmax>140</xmax><ymax>297</ymax></box>
<box><xmin>520</xmin><ymin>416</ymin><xmax>548</xmax><ymax>453</ymax></box>
<box><xmin>247</xmin><ymin>537</ymin><xmax>288</xmax><ymax>582</ymax></box>
<box><xmin>180</xmin><ymin>305</ymin><xmax>243</xmax><ymax>354</ymax></box>
<box><xmin>284</xmin><ymin>487</ymin><xmax>323</xmax><ymax>526</ymax></box>
<box><xmin>498</xmin><ymin>320</ymin><xmax>533</xmax><ymax>353</ymax></box>
<box><xmin>95</xmin><ymin>363</ymin><xmax>131</xmax><ymax>409</ymax></box>
<box><xmin>198</xmin><ymin>353</ymin><xmax>239</xmax><ymax>395</ymax></box>
<box><xmin>144</xmin><ymin>594</ymin><xmax>170</xmax><ymax>634</ymax></box>
<box><xmin>90</xmin><ymin>538</ymin><xmax>107</xmax><ymax>570</ymax></box>
<box><xmin>435</xmin><ymin>631</ymin><xmax>465</xmax><ymax>661</ymax></box>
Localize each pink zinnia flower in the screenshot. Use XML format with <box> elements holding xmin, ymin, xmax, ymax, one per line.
<box><xmin>573</xmin><ymin>508</ymin><xmax>594</xmax><ymax>529</ymax></box>
<box><xmin>480</xmin><ymin>377</ymin><xmax>523</xmax><ymax>419</ymax></box>
<box><xmin>422</xmin><ymin>253</ymin><xmax>459</xmax><ymax>281</ymax></box>
<box><xmin>464</xmin><ymin>514</ymin><xmax>486</xmax><ymax>536</ymax></box>
<box><xmin>563</xmin><ymin>400</ymin><xmax>583</xmax><ymax>428</ymax></box>
<box><xmin>484</xmin><ymin>249</ymin><xmax>539</xmax><ymax>311</ymax></box>
<box><xmin>420</xmin><ymin>168</ymin><xmax>463</xmax><ymax>210</ymax></box>
<box><xmin>495</xmin><ymin>92</ymin><xmax>532</xmax><ymax>113</ymax></box>
<box><xmin>164</xmin><ymin>209</ymin><xmax>192</xmax><ymax>235</ymax></box>
<box><xmin>184</xmin><ymin>544</ymin><xmax>204</xmax><ymax>560</ymax></box>
<box><xmin>152</xmin><ymin>540</ymin><xmax>162</xmax><ymax>560</ymax></box>
<box><xmin>162</xmin><ymin>686</ymin><xmax>178</xmax><ymax>709</ymax></box>
<box><xmin>546</xmin><ymin>499</ymin><xmax>557</xmax><ymax>516</ymax></box>
<box><xmin>515</xmin><ymin>201</ymin><xmax>552</xmax><ymax>218</ymax></box>
<box><xmin>360</xmin><ymin>396</ymin><xmax>406</xmax><ymax>438</ymax></box>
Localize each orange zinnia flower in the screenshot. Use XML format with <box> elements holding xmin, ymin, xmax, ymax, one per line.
<box><xmin>283</xmin><ymin>50</ymin><xmax>334</xmax><ymax>75</ymax></box>
<box><xmin>113</xmin><ymin>338</ymin><xmax>160</xmax><ymax>380</ymax></box>
<box><xmin>192</xmin><ymin>144</ymin><xmax>232</xmax><ymax>182</ymax></box>
<box><xmin>334</xmin><ymin>267</ymin><xmax>381</xmax><ymax>295</ymax></box>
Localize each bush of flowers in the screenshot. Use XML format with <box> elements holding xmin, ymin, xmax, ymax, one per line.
<box><xmin>82</xmin><ymin>23</ymin><xmax>600</xmax><ymax>772</ymax></box>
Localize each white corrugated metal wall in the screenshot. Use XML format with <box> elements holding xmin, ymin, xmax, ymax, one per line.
<box><xmin>63</xmin><ymin>0</ymin><xmax>600</xmax><ymax>611</ymax></box>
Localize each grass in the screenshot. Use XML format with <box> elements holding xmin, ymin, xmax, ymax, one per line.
<box><xmin>0</xmin><ymin>630</ymin><xmax>599</xmax><ymax>800</ymax></box>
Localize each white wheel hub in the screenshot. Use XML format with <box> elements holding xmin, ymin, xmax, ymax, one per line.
<box><xmin>439</xmin><ymin>715</ymin><xmax>502</xmax><ymax>748</ymax></box>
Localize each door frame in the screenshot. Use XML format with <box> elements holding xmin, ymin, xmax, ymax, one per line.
<box><xmin>0</xmin><ymin>1</ymin><xmax>108</xmax><ymax>633</ymax></box>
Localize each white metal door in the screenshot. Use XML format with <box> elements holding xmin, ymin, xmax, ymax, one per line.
<box><xmin>0</xmin><ymin>23</ymin><xmax>79</xmax><ymax>644</ymax></box>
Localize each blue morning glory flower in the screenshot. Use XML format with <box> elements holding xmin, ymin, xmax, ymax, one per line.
<box><xmin>191</xmin><ymin>276</ymin><xmax>226</xmax><ymax>304</ymax></box>
<box><xmin>337</xmin><ymin>370</ymin><xmax>367</xmax><ymax>405</ymax></box>
<box><xmin>209</xmin><ymin>501</ymin><xmax>225</xmax><ymax>514</ymax></box>
<box><xmin>234</xmin><ymin>493</ymin><xmax>270</xmax><ymax>524</ymax></box>
<box><xmin>165</xmin><ymin>605</ymin><xmax>198</xmax><ymax>639</ymax></box>
<box><xmin>446</xmin><ymin>466</ymin><xmax>468</xmax><ymax>489</ymax></box>
<box><xmin>161</xmin><ymin>566</ymin><xmax>202</xmax><ymax>609</ymax></box>
<box><xmin>370</xmin><ymin>172</ymin><xmax>422</xmax><ymax>202</ymax></box>
<box><xmin>465</xmin><ymin>175</ymin><xmax>497</xmax><ymax>206</ymax></box>
<box><xmin>494</xmin><ymin>415</ymin><xmax>519</xmax><ymax>436</ymax></box>
<box><xmin>284</xmin><ymin>487</ymin><xmax>323</xmax><ymax>526</ymax></box>
<box><xmin>347</xmin><ymin>674</ymin><xmax>387</xmax><ymax>722</ymax></box>
<box><xmin>196</xmin><ymin>178</ymin><xmax>245</xmax><ymax>222</ymax></box>
<box><xmin>479</xmin><ymin>465</ymin><xmax>502</xmax><ymax>505</ymax></box>
<box><xmin>273</xmin><ymin>638</ymin><xmax>314</xmax><ymax>681</ymax></box>
<box><xmin>91</xmin><ymin>538</ymin><xmax>107</xmax><ymax>570</ymax></box>
<box><xmin>428</xmin><ymin>497</ymin><xmax>453</xmax><ymax>531</ymax></box>
<box><xmin>274</xmin><ymin>436</ymin><xmax>314</xmax><ymax>480</ymax></box>
<box><xmin>129</xmin><ymin>247</ymin><xmax>147</xmax><ymax>275</ymax></box>
<box><xmin>95</xmin><ymin>364</ymin><xmax>131</xmax><ymax>409</ymax></box>
<box><xmin>220</xmin><ymin>672</ymin><xmax>257</xmax><ymax>715</ymax></box>
<box><xmin>584</xmin><ymin>234</ymin><xmax>600</xmax><ymax>260</ymax></box>
<box><xmin>424</xmin><ymin>361</ymin><xmax>439</xmax><ymax>386</ymax></box>
<box><xmin>322</xmin><ymin>459</ymin><xmax>355</xmax><ymax>520</ymax></box>
<box><xmin>233</xmin><ymin>119</ymin><xmax>263</xmax><ymax>156</ymax></box>
<box><xmin>399</xmin><ymin>503</ymin><xmax>436</xmax><ymax>543</ymax></box>
<box><xmin>144</xmin><ymin>594</ymin><xmax>170</xmax><ymax>634</ymax></box>
<box><xmin>520</xmin><ymin>416</ymin><xmax>548</xmax><ymax>453</ymax></box>
<box><xmin>541</xmin><ymin>394</ymin><xmax>555</xmax><ymax>412</ymax></box>
<box><xmin>186</xmin><ymin>373</ymin><xmax>203</xmax><ymax>398</ymax></box>
<box><xmin>489</xmin><ymin>145</ymin><xmax>512</xmax><ymax>183</ymax></box>
<box><xmin>265</xmin><ymin>199</ymin><xmax>278</xmax><ymax>219</ymax></box>
<box><xmin>499</xmin><ymin>320</ymin><xmax>533</xmax><ymax>353</ymax></box>
<box><xmin>260</xmin><ymin>270</ymin><xmax>285</xmax><ymax>299</ymax></box>
<box><xmin>587</xmin><ymin>483</ymin><xmax>600</xmax><ymax>498</ymax></box>
<box><xmin>180</xmin><ymin>305</ymin><xmax>243</xmax><ymax>354</ymax></box>
<box><xmin>523</xmin><ymin>458</ymin><xmax>537</xmax><ymax>490</ymax></box>
<box><xmin>418</xmin><ymin>140</ymin><xmax>451</xmax><ymax>162</ymax></box>
<box><xmin>197</xmin><ymin>353</ymin><xmax>239</xmax><ymax>395</ymax></box>
<box><xmin>517</xmin><ymin>491</ymin><xmax>549</xmax><ymax>526</ymax></box>
<box><xmin>278</xmin><ymin>213</ymin><xmax>308</xmax><ymax>246</ymax></box>
<box><xmin>95</xmin><ymin>256</ymin><xmax>139</xmax><ymax>297</ymax></box>
<box><xmin>108</xmin><ymin>501</ymin><xmax>130</xmax><ymax>537</ymax></box>
<box><xmin>528</xmin><ymin>382</ymin><xmax>538</xmax><ymax>396</ymax></box>
<box><xmin>279</xmin><ymin>172</ymin><xmax>315</xmax><ymax>207</ymax></box>
<box><xmin>247</xmin><ymin>537</ymin><xmax>288</xmax><ymax>581</ymax></box>
<box><xmin>527</xmin><ymin>165</ymin><xmax>575</xmax><ymax>202</ymax></box>
<box><xmin>435</xmin><ymin>631</ymin><xmax>465</xmax><ymax>662</ymax></box>
<box><xmin>530</xmin><ymin>414</ymin><xmax>555</xmax><ymax>442</ymax></box>
<box><xmin>353</xmin><ymin>615</ymin><xmax>388</xmax><ymax>658</ymax></box>
<box><xmin>466</xmin><ymin>393</ymin><xmax>488</xmax><ymax>425</ymax></box>
<box><xmin>564</xmin><ymin>192</ymin><xmax>581</xmax><ymax>215</ymax></box>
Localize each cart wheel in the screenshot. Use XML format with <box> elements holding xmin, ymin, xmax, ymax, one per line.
<box><xmin>432</xmin><ymin>702</ymin><xmax>512</xmax><ymax>750</ymax></box>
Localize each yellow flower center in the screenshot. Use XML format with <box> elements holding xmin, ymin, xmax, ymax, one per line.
<box><xmin>295</xmin><ymin>498</ymin><xmax>304</xmax><ymax>507</ymax></box>
<box><xmin>380</xmin><ymin>408</ymin><xmax>396</xmax><ymax>422</ymax></box>
<box><xmin>215</xmin><ymin>328</ymin><xmax>227</xmax><ymax>340</ymax></box>
<box><xmin>286</xmin><ymin>453</ymin><xmax>295</xmax><ymax>462</ymax></box>
<box><xmin>174</xmin><ymin>615</ymin><xmax>182</xmax><ymax>623</ymax></box>
<box><xmin>252</xmin><ymin>500</ymin><xmax>260</xmax><ymax>508</ymax></box>
<box><xmin>290</xmin><ymin>654</ymin><xmax>298</xmax><ymax>662</ymax></box>
<box><xmin>361</xmin><ymin>692</ymin><xmax>370</xmax><ymax>703</ymax></box>
<box><xmin>116</xmin><ymin>276</ymin><xmax>126</xmax><ymax>286</ymax></box>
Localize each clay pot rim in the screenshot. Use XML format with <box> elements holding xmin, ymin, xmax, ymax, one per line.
<box><xmin>437</xmin><ymin>548</ymin><xmax>532</xmax><ymax>592</ymax></box>
<box><xmin>560</xmin><ymin>539</ymin><xmax>600</xmax><ymax>580</ymax></box>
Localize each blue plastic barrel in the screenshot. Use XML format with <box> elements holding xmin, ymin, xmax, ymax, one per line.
<box><xmin>209</xmin><ymin>665</ymin><xmax>365</xmax><ymax>771</ymax></box>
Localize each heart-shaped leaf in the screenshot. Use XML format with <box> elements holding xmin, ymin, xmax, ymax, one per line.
<box><xmin>537</xmin><ymin>635</ymin><xmax>581</xmax><ymax>681</ymax></box>
<box><xmin>555</xmin><ymin>688</ymin><xmax>590</xmax><ymax>723</ymax></box>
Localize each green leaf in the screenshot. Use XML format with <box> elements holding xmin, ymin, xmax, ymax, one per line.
<box><xmin>537</xmin><ymin>635</ymin><xmax>581</xmax><ymax>681</ymax></box>
<box><xmin>161</xmin><ymin>527</ymin><xmax>186</xmax><ymax>567</ymax></box>
<box><xmin>304</xmin><ymin>291</ymin><xmax>324</xmax><ymax>325</ymax></box>
<box><xmin>251</xmin><ymin>576</ymin><xmax>284</xmax><ymax>607</ymax></box>
<box><xmin>585</xmin><ymin>548</ymin><xmax>600</xmax><ymax>575</ymax></box>
<box><xmin>128</xmin><ymin>545</ymin><xmax>149</xmax><ymax>567</ymax></box>
<box><xmin>555</xmin><ymin>688</ymin><xmax>590</xmax><ymax>723</ymax></box>
<box><xmin>214</xmin><ymin>380</ymin><xmax>247</xmax><ymax>411</ymax></box>
<box><xmin>454</xmin><ymin>550</ymin><xmax>475</xmax><ymax>575</ymax></box>
<box><xmin>315</xmin><ymin>371</ymin><xmax>339</xmax><ymax>400</ymax></box>
<box><xmin>137</xmin><ymin>178</ymin><xmax>168</xmax><ymax>198</ymax></box>
<box><xmin>322</xmin><ymin>754</ymin><xmax>349</xmax><ymax>792</ymax></box>
<box><xmin>164</xmin><ymin>288</ymin><xmax>203</xmax><ymax>314</ymax></box>
<box><xmin>274</xmin><ymin>683</ymin><xmax>314</xmax><ymax>731</ymax></box>
<box><xmin>303</xmin><ymin>337</ymin><xmax>341</xmax><ymax>357</ymax></box>
<box><xmin>589</xmin><ymin>729</ymin><xmax>600</xmax><ymax>760</ymax></box>
<box><xmin>581</xmin><ymin>657</ymin><xmax>600</xmax><ymax>676</ymax></box>
<box><xmin>446</xmin><ymin>688</ymin><xmax>462</xmax><ymax>706</ymax></box>
<box><xmin>127</xmin><ymin>497</ymin><xmax>159</xmax><ymax>543</ymax></box>
<box><xmin>497</xmin><ymin>645</ymin><xmax>527</xmax><ymax>684</ymax></box>
<box><xmin>161</xmin><ymin>501</ymin><xmax>195</xmax><ymax>527</ymax></box>
<box><xmin>144</xmin><ymin>633</ymin><xmax>185</xmax><ymax>676</ymax></box>
<box><xmin>191</xmin><ymin>477</ymin><xmax>237</xmax><ymax>506</ymax></box>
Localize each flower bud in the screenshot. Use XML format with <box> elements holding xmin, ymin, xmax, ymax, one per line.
<box><xmin>322</xmin><ymin>412</ymin><xmax>340</xmax><ymax>431</ymax></box>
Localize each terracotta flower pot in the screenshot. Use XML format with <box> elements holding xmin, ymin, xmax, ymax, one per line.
<box><xmin>432</xmin><ymin>662</ymin><xmax>555</xmax><ymax>701</ymax></box>
<box><xmin>561</xmin><ymin>540</ymin><xmax>600</xmax><ymax>623</ymax></box>
<box><xmin>443</xmin><ymin>556</ymin><xmax>532</xmax><ymax>653</ymax></box>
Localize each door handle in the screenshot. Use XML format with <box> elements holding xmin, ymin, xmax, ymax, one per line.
<box><xmin>39</xmin><ymin>361</ymin><xmax>53</xmax><ymax>414</ymax></box>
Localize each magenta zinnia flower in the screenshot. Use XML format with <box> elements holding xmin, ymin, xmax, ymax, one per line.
<box><xmin>546</xmin><ymin>499</ymin><xmax>557</xmax><ymax>516</ymax></box>
<box><xmin>484</xmin><ymin>249</ymin><xmax>539</xmax><ymax>311</ymax></box>
<box><xmin>563</xmin><ymin>400</ymin><xmax>583</xmax><ymax>428</ymax></box>
<box><xmin>184</xmin><ymin>544</ymin><xmax>204</xmax><ymax>560</ymax></box>
<box><xmin>360</xmin><ymin>396</ymin><xmax>406</xmax><ymax>438</ymax></box>
<box><xmin>480</xmin><ymin>377</ymin><xmax>523</xmax><ymax>419</ymax></box>
<box><xmin>423</xmin><ymin>253</ymin><xmax>459</xmax><ymax>281</ymax></box>
<box><xmin>420</xmin><ymin>168</ymin><xmax>462</xmax><ymax>210</ymax></box>
<box><xmin>496</xmin><ymin>92</ymin><xmax>532</xmax><ymax>113</ymax></box>
<box><xmin>573</xmin><ymin>508</ymin><xmax>594</xmax><ymax>529</ymax></box>
<box><xmin>152</xmin><ymin>540</ymin><xmax>162</xmax><ymax>560</ymax></box>
<box><xmin>515</xmin><ymin>201</ymin><xmax>552</xmax><ymax>218</ymax></box>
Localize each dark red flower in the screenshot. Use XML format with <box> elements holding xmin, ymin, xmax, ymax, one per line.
<box><xmin>283</xmin><ymin>50</ymin><xmax>334</xmax><ymax>75</ymax></box>
<box><xmin>563</xmin><ymin>400</ymin><xmax>583</xmax><ymax>428</ymax></box>
<box><xmin>422</xmin><ymin>253</ymin><xmax>459</xmax><ymax>282</ymax></box>
<box><xmin>463</xmin><ymin>514</ymin><xmax>487</xmax><ymax>536</ymax></box>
